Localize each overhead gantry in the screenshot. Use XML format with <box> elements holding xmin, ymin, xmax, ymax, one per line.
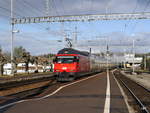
<box><xmin>12</xmin><ymin>12</ymin><xmax>150</xmax><ymax>24</ymax></box>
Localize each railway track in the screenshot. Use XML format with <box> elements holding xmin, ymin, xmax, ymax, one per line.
<box><xmin>0</xmin><ymin>79</ymin><xmax>57</xmax><ymax>107</ymax></box>
<box><xmin>113</xmin><ymin>70</ymin><xmax>150</xmax><ymax>113</ymax></box>
<box><xmin>0</xmin><ymin>73</ymin><xmax>57</xmax><ymax>107</ymax></box>
<box><xmin>0</xmin><ymin>73</ymin><xmax>54</xmax><ymax>90</ymax></box>
<box><xmin>0</xmin><ymin>71</ymin><xmax>102</xmax><ymax>109</ymax></box>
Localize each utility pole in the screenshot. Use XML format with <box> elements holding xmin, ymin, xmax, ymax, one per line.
<box><xmin>45</xmin><ymin>0</ymin><xmax>50</xmax><ymax>16</ymax></box>
<box><xmin>65</xmin><ymin>37</ymin><xmax>72</xmax><ymax>48</ymax></box>
<box><xmin>116</xmin><ymin>55</ymin><xmax>118</xmax><ymax>68</ymax></box>
<box><xmin>11</xmin><ymin>0</ymin><xmax>19</xmax><ymax>75</ymax></box>
<box><xmin>132</xmin><ymin>39</ymin><xmax>135</xmax><ymax>74</ymax></box>
<box><xmin>106</xmin><ymin>44</ymin><xmax>109</xmax><ymax>69</ymax></box>
<box><xmin>64</xmin><ymin>29</ymin><xmax>71</xmax><ymax>48</ymax></box>
<box><xmin>144</xmin><ymin>54</ymin><xmax>147</xmax><ymax>70</ymax></box>
<box><xmin>11</xmin><ymin>0</ymin><xmax>14</xmax><ymax>76</ymax></box>
<box><xmin>124</xmin><ymin>49</ymin><xmax>126</xmax><ymax>70</ymax></box>
<box><xmin>72</xmin><ymin>26</ymin><xmax>78</xmax><ymax>48</ymax></box>
<box><xmin>61</xmin><ymin>22</ymin><xmax>65</xmax><ymax>47</ymax></box>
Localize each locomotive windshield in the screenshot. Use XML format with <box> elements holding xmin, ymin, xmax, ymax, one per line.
<box><xmin>54</xmin><ymin>56</ymin><xmax>78</xmax><ymax>63</ymax></box>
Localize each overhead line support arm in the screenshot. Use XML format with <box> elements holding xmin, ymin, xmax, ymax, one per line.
<box><xmin>12</xmin><ymin>12</ymin><xmax>150</xmax><ymax>24</ymax></box>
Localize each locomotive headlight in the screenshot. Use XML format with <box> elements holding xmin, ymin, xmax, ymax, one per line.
<box><xmin>62</xmin><ymin>67</ymin><xmax>67</xmax><ymax>70</ymax></box>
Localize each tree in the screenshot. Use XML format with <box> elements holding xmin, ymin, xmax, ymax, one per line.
<box><xmin>12</xmin><ymin>46</ymin><xmax>27</xmax><ymax>73</ymax></box>
<box><xmin>146</xmin><ymin>58</ymin><xmax>150</xmax><ymax>71</ymax></box>
<box><xmin>14</xmin><ymin>46</ymin><xmax>26</xmax><ymax>58</ymax></box>
<box><xmin>0</xmin><ymin>46</ymin><xmax>1</xmax><ymax>53</ymax></box>
<box><xmin>22</xmin><ymin>52</ymin><xmax>31</xmax><ymax>73</ymax></box>
<box><xmin>41</xmin><ymin>60</ymin><xmax>49</xmax><ymax>72</ymax></box>
<box><xmin>12</xmin><ymin>46</ymin><xmax>33</xmax><ymax>73</ymax></box>
<box><xmin>31</xmin><ymin>56</ymin><xmax>39</xmax><ymax>73</ymax></box>
<box><xmin>0</xmin><ymin>47</ymin><xmax>6</xmax><ymax>76</ymax></box>
<box><xmin>140</xmin><ymin>53</ymin><xmax>150</xmax><ymax>71</ymax></box>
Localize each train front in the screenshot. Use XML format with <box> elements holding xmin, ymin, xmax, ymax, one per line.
<box><xmin>53</xmin><ymin>55</ymin><xmax>79</xmax><ymax>81</ymax></box>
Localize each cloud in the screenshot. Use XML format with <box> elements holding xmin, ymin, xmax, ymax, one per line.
<box><xmin>77</xmin><ymin>31</ymin><xmax>150</xmax><ymax>53</ymax></box>
<box><xmin>1</xmin><ymin>0</ymin><xmax>150</xmax><ymax>18</ymax></box>
<box><xmin>0</xmin><ymin>32</ymin><xmax>64</xmax><ymax>55</ymax></box>
<box><xmin>1</xmin><ymin>0</ymin><xmax>150</xmax><ymax>54</ymax></box>
<box><xmin>0</xmin><ymin>30</ymin><xmax>150</xmax><ymax>54</ymax></box>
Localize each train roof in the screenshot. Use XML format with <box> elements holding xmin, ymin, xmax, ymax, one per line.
<box><xmin>58</xmin><ymin>48</ymin><xmax>89</xmax><ymax>56</ymax></box>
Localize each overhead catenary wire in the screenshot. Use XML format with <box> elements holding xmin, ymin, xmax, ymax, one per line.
<box><xmin>104</xmin><ymin>0</ymin><xmax>112</xmax><ymax>45</ymax></box>
<box><xmin>0</xmin><ymin>6</ymin><xmax>11</xmax><ymax>13</ymax></box>
<box><xmin>45</xmin><ymin>0</ymin><xmax>50</xmax><ymax>16</ymax></box>
<box><xmin>48</xmin><ymin>3</ymin><xmax>64</xmax><ymax>41</ymax></box>
<box><xmin>122</xmin><ymin>0</ymin><xmax>150</xmax><ymax>54</ymax></box>
<box><xmin>1</xmin><ymin>0</ymin><xmax>9</xmax><ymax>4</ymax></box>
<box><xmin>19</xmin><ymin>0</ymin><xmax>60</xmax><ymax>31</ymax></box>
<box><xmin>0</xmin><ymin>27</ymin><xmax>63</xmax><ymax>48</ymax></box>
<box><xmin>0</xmin><ymin>6</ymin><xmax>22</xmax><ymax>17</ymax></box>
<box><xmin>16</xmin><ymin>0</ymin><xmax>52</xmax><ymax>30</ymax></box>
<box><xmin>0</xmin><ymin>13</ymin><xmax>10</xmax><ymax>19</ymax></box>
<box><xmin>16</xmin><ymin>33</ymin><xmax>62</xmax><ymax>46</ymax></box>
<box><xmin>0</xmin><ymin>3</ymin><xmax>63</xmax><ymax>39</ymax></box>
<box><xmin>16</xmin><ymin>0</ymin><xmax>42</xmax><ymax>17</ymax></box>
<box><xmin>121</xmin><ymin>1</ymin><xmax>138</xmax><ymax>52</ymax></box>
<box><xmin>0</xmin><ymin>0</ymin><xmax>50</xmax><ymax>30</ymax></box>
<box><xmin>129</xmin><ymin>0</ymin><xmax>150</xmax><ymax>35</ymax></box>
<box><xmin>60</xmin><ymin>0</ymin><xmax>65</xmax><ymax>15</ymax></box>
<box><xmin>1</xmin><ymin>0</ymin><xmax>150</xmax><ymax>40</ymax></box>
<box><xmin>124</xmin><ymin>0</ymin><xmax>139</xmax><ymax>34</ymax></box>
<box><xmin>51</xmin><ymin>0</ymin><xmax>60</xmax><ymax>16</ymax></box>
<box><xmin>90</xmin><ymin>0</ymin><xmax>94</xmax><ymax>13</ymax></box>
<box><xmin>11</xmin><ymin>34</ymin><xmax>61</xmax><ymax>55</ymax></box>
<box><xmin>15</xmin><ymin>0</ymin><xmax>49</xmax><ymax>29</ymax></box>
<box><xmin>81</xmin><ymin>0</ymin><xmax>84</xmax><ymax>13</ymax></box>
<box><xmin>21</xmin><ymin>0</ymin><xmax>42</xmax><ymax>14</ymax></box>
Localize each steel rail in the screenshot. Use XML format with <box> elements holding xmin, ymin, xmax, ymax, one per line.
<box><xmin>117</xmin><ymin>76</ymin><xmax>150</xmax><ymax>113</ymax></box>
<box><xmin>122</xmin><ymin>71</ymin><xmax>150</xmax><ymax>92</ymax></box>
<box><xmin>0</xmin><ymin>75</ymin><xmax>55</xmax><ymax>90</ymax></box>
<box><xmin>129</xmin><ymin>77</ymin><xmax>150</xmax><ymax>93</ymax></box>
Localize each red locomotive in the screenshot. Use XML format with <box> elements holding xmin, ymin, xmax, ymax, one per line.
<box><xmin>53</xmin><ymin>48</ymin><xmax>116</xmax><ymax>81</ymax></box>
<box><xmin>53</xmin><ymin>48</ymin><xmax>91</xmax><ymax>81</ymax></box>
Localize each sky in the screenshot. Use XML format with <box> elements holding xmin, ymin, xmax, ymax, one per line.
<box><xmin>0</xmin><ymin>0</ymin><xmax>150</xmax><ymax>55</ymax></box>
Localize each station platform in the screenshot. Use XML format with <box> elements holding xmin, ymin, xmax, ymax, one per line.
<box><xmin>121</xmin><ymin>71</ymin><xmax>150</xmax><ymax>90</ymax></box>
<box><xmin>0</xmin><ymin>71</ymin><xmax>130</xmax><ymax>113</ymax></box>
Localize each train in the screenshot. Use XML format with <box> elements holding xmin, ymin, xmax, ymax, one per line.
<box><xmin>53</xmin><ymin>48</ymin><xmax>108</xmax><ymax>81</ymax></box>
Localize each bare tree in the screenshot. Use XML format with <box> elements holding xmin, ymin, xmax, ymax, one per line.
<box><xmin>0</xmin><ymin>47</ymin><xmax>6</xmax><ymax>76</ymax></box>
<box><xmin>14</xmin><ymin>46</ymin><xmax>26</xmax><ymax>58</ymax></box>
<box><xmin>31</xmin><ymin>56</ymin><xmax>39</xmax><ymax>73</ymax></box>
<box><xmin>22</xmin><ymin>52</ymin><xmax>31</xmax><ymax>73</ymax></box>
<box><xmin>42</xmin><ymin>60</ymin><xmax>49</xmax><ymax>72</ymax></box>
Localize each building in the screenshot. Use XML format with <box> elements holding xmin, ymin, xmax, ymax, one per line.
<box><xmin>124</xmin><ymin>54</ymin><xmax>143</xmax><ymax>68</ymax></box>
<box><xmin>3</xmin><ymin>63</ymin><xmax>12</xmax><ymax>75</ymax></box>
<box><xmin>3</xmin><ymin>63</ymin><xmax>52</xmax><ymax>75</ymax></box>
